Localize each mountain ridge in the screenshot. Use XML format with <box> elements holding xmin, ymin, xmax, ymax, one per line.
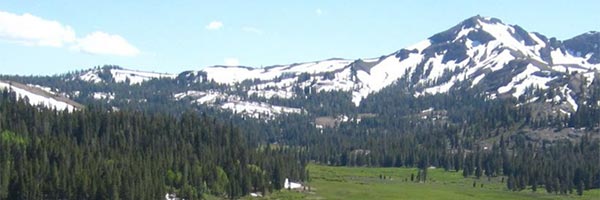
<box><xmin>171</xmin><ymin>15</ymin><xmax>598</xmax><ymax>113</ymax></box>
<box><xmin>2</xmin><ymin>15</ymin><xmax>598</xmax><ymax>119</ymax></box>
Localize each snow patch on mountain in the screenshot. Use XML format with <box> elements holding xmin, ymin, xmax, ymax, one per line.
<box><xmin>472</xmin><ymin>74</ymin><xmax>486</xmax><ymax>86</ymax></box>
<box><xmin>352</xmin><ymin>51</ymin><xmax>424</xmax><ymax>105</ymax></box>
<box><xmin>582</xmin><ymin>72</ymin><xmax>596</xmax><ymax>87</ymax></box>
<box><xmin>111</xmin><ymin>68</ymin><xmax>176</xmax><ymax>84</ymax></box>
<box><xmin>551</xmin><ymin>49</ymin><xmax>588</xmax><ymax>65</ymax></box>
<box><xmin>79</xmin><ymin>70</ymin><xmax>103</xmax><ymax>83</ymax></box>
<box><xmin>248</xmin><ymin>89</ymin><xmax>294</xmax><ymax>99</ymax></box>
<box><xmin>174</xmin><ymin>90</ymin><xmax>302</xmax><ymax>118</ymax></box>
<box><xmin>92</xmin><ymin>92</ymin><xmax>115</xmax><ymax>100</ymax></box>
<box><xmin>0</xmin><ymin>81</ymin><xmax>79</xmax><ymax>112</ymax></box>
<box><xmin>203</xmin><ymin>59</ymin><xmax>353</xmax><ymax>84</ymax></box>
<box><xmin>422</xmin><ymin>80</ymin><xmax>455</xmax><ymax>95</ymax></box>
<box><xmin>221</xmin><ymin>101</ymin><xmax>302</xmax><ymax>118</ymax></box>
<box><xmin>173</xmin><ymin>90</ymin><xmax>232</xmax><ymax>104</ymax></box>
<box><xmin>497</xmin><ymin>64</ymin><xmax>554</xmax><ymax>97</ymax></box>
<box><xmin>565</xmin><ymin>90</ymin><xmax>578</xmax><ymax>111</ymax></box>
<box><xmin>78</xmin><ymin>67</ymin><xmax>175</xmax><ymax>85</ymax></box>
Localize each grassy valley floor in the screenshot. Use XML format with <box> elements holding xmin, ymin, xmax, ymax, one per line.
<box><xmin>253</xmin><ymin>164</ymin><xmax>600</xmax><ymax>200</ymax></box>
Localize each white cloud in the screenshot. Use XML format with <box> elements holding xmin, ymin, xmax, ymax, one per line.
<box><xmin>224</xmin><ymin>57</ymin><xmax>240</xmax><ymax>66</ymax></box>
<box><xmin>242</xmin><ymin>26</ymin><xmax>263</xmax><ymax>35</ymax></box>
<box><xmin>206</xmin><ymin>21</ymin><xmax>223</xmax><ymax>30</ymax></box>
<box><xmin>315</xmin><ymin>8</ymin><xmax>323</xmax><ymax>16</ymax></box>
<box><xmin>71</xmin><ymin>31</ymin><xmax>140</xmax><ymax>56</ymax></box>
<box><xmin>0</xmin><ymin>11</ymin><xmax>76</xmax><ymax>47</ymax></box>
<box><xmin>0</xmin><ymin>10</ymin><xmax>140</xmax><ymax>57</ymax></box>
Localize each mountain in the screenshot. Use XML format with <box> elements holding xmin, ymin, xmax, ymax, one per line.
<box><xmin>174</xmin><ymin>15</ymin><xmax>598</xmax><ymax>116</ymax></box>
<box><xmin>1</xmin><ymin>15</ymin><xmax>598</xmax><ymax>199</ymax></box>
<box><xmin>1</xmin><ymin>15</ymin><xmax>598</xmax><ymax>119</ymax></box>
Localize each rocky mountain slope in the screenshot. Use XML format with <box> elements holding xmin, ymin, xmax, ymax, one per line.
<box><xmin>3</xmin><ymin>16</ymin><xmax>598</xmax><ymax>119</ymax></box>
<box><xmin>173</xmin><ymin>15</ymin><xmax>599</xmax><ymax>116</ymax></box>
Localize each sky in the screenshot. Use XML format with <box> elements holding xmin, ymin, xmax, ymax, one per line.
<box><xmin>0</xmin><ymin>0</ymin><xmax>598</xmax><ymax>76</ymax></box>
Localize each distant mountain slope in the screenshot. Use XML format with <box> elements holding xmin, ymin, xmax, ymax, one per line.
<box><xmin>0</xmin><ymin>80</ymin><xmax>83</xmax><ymax>111</ymax></box>
<box><xmin>76</xmin><ymin>65</ymin><xmax>176</xmax><ymax>85</ymax></box>
<box><xmin>2</xmin><ymin>15</ymin><xmax>598</xmax><ymax>119</ymax></box>
<box><xmin>180</xmin><ymin>15</ymin><xmax>598</xmax><ymax>113</ymax></box>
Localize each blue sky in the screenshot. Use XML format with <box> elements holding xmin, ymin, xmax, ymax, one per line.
<box><xmin>0</xmin><ymin>0</ymin><xmax>598</xmax><ymax>75</ymax></box>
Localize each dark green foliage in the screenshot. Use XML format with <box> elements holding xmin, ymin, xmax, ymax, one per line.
<box><xmin>0</xmin><ymin>91</ymin><xmax>306</xmax><ymax>199</ymax></box>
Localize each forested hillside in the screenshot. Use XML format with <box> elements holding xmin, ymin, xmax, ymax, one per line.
<box><xmin>2</xmin><ymin>65</ymin><xmax>600</xmax><ymax>197</ymax></box>
<box><xmin>0</xmin><ymin>89</ymin><xmax>307</xmax><ymax>199</ymax></box>
<box><xmin>300</xmin><ymin>83</ymin><xmax>600</xmax><ymax>195</ymax></box>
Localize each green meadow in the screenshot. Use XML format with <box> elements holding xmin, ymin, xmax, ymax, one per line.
<box><xmin>256</xmin><ymin>164</ymin><xmax>600</xmax><ymax>200</ymax></box>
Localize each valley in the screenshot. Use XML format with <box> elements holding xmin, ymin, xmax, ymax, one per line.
<box><xmin>0</xmin><ymin>13</ymin><xmax>598</xmax><ymax>199</ymax></box>
<box><xmin>258</xmin><ymin>164</ymin><xmax>600</xmax><ymax>200</ymax></box>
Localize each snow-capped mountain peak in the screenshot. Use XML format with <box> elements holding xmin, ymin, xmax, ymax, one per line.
<box><xmin>2</xmin><ymin>16</ymin><xmax>596</xmax><ymax>119</ymax></box>
<box><xmin>173</xmin><ymin>16</ymin><xmax>599</xmax><ymax>114</ymax></box>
